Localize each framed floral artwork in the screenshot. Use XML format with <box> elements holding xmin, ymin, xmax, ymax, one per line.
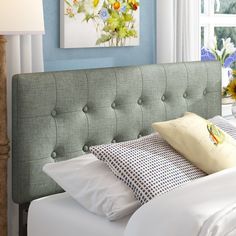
<box><xmin>60</xmin><ymin>0</ymin><xmax>140</xmax><ymax>48</ymax></box>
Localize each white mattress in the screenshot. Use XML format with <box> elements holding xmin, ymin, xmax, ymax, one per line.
<box><xmin>28</xmin><ymin>192</ymin><xmax>131</xmax><ymax>236</ymax></box>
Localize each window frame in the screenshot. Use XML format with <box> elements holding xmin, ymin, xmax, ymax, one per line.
<box><xmin>200</xmin><ymin>0</ymin><xmax>236</xmax><ymax>48</ymax></box>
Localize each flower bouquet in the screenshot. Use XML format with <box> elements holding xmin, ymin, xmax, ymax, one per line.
<box><xmin>223</xmin><ymin>62</ymin><xmax>236</xmax><ymax>99</ymax></box>
<box><xmin>64</xmin><ymin>0</ymin><xmax>139</xmax><ymax>47</ymax></box>
<box><xmin>223</xmin><ymin>61</ymin><xmax>236</xmax><ymax>116</ymax></box>
<box><xmin>201</xmin><ymin>37</ymin><xmax>236</xmax><ymax>103</ymax></box>
<box><xmin>201</xmin><ymin>37</ymin><xmax>236</xmax><ymax>68</ymax></box>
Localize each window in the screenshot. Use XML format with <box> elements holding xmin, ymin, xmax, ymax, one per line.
<box><xmin>200</xmin><ymin>0</ymin><xmax>236</xmax><ymax>57</ymax></box>
<box><xmin>200</xmin><ymin>0</ymin><xmax>236</xmax><ymax>99</ymax></box>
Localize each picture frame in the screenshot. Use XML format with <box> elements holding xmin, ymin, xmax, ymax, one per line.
<box><xmin>60</xmin><ymin>0</ymin><xmax>140</xmax><ymax>48</ymax></box>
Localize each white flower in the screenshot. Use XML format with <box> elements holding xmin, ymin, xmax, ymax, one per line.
<box><xmin>222</xmin><ymin>38</ymin><xmax>236</xmax><ymax>55</ymax></box>
<box><xmin>208</xmin><ymin>36</ymin><xmax>217</xmax><ymax>50</ymax></box>
<box><xmin>215</xmin><ymin>49</ymin><xmax>224</xmax><ymax>57</ymax></box>
<box><xmin>84</xmin><ymin>0</ymin><xmax>104</xmax><ymax>15</ymax></box>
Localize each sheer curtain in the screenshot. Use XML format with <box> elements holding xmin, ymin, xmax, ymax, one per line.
<box><xmin>156</xmin><ymin>0</ymin><xmax>200</xmax><ymax>63</ymax></box>
<box><xmin>6</xmin><ymin>35</ymin><xmax>44</xmax><ymax>236</ymax></box>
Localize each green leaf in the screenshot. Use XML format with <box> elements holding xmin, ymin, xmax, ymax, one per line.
<box><xmin>107</xmin><ymin>17</ymin><xmax>120</xmax><ymax>31</ymax></box>
<box><xmin>77</xmin><ymin>4</ymin><xmax>85</xmax><ymax>13</ymax></box>
<box><xmin>64</xmin><ymin>0</ymin><xmax>72</xmax><ymax>7</ymax></box>
<box><xmin>96</xmin><ymin>34</ymin><xmax>112</xmax><ymax>45</ymax></box>
<box><xmin>111</xmin><ymin>11</ymin><xmax>120</xmax><ymax>18</ymax></box>
<box><xmin>127</xmin><ymin>29</ymin><xmax>137</xmax><ymax>37</ymax></box>
<box><xmin>124</xmin><ymin>14</ymin><xmax>133</xmax><ymax>22</ymax></box>
<box><xmin>118</xmin><ymin>27</ymin><xmax>128</xmax><ymax>38</ymax></box>
<box><xmin>103</xmin><ymin>25</ymin><xmax>110</xmax><ymax>32</ymax></box>
<box><xmin>108</xmin><ymin>0</ymin><xmax>116</xmax><ymax>4</ymax></box>
<box><xmin>84</xmin><ymin>14</ymin><xmax>94</xmax><ymax>22</ymax></box>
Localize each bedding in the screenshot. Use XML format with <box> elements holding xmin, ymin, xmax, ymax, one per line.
<box><xmin>90</xmin><ymin>116</ymin><xmax>236</xmax><ymax>205</ymax></box>
<box><xmin>199</xmin><ymin>203</ymin><xmax>236</xmax><ymax>236</ymax></box>
<box><xmin>28</xmin><ymin>192</ymin><xmax>130</xmax><ymax>236</ymax></box>
<box><xmin>39</xmin><ymin>122</ymin><xmax>236</xmax><ymax>236</ymax></box>
<box><xmin>90</xmin><ymin>133</ymin><xmax>206</xmax><ymax>204</ymax></box>
<box><xmin>152</xmin><ymin>113</ymin><xmax>236</xmax><ymax>174</ymax></box>
<box><xmin>43</xmin><ymin>154</ymin><xmax>140</xmax><ymax>221</ymax></box>
<box><xmin>124</xmin><ymin>167</ymin><xmax>236</xmax><ymax>236</ymax></box>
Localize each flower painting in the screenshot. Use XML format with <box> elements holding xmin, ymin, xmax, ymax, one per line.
<box><xmin>60</xmin><ymin>0</ymin><xmax>140</xmax><ymax>48</ymax></box>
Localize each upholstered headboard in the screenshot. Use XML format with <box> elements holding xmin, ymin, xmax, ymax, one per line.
<box><xmin>12</xmin><ymin>61</ymin><xmax>221</xmax><ymax>204</ymax></box>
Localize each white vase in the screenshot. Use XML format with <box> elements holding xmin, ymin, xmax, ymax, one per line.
<box><xmin>222</xmin><ymin>67</ymin><xmax>231</xmax><ymax>88</ymax></box>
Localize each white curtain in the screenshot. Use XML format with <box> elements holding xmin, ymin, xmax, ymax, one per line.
<box><xmin>6</xmin><ymin>35</ymin><xmax>44</xmax><ymax>236</ymax></box>
<box><xmin>156</xmin><ymin>0</ymin><xmax>200</xmax><ymax>63</ymax></box>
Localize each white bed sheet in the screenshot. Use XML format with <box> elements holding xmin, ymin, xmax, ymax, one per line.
<box><xmin>28</xmin><ymin>192</ymin><xmax>131</xmax><ymax>236</ymax></box>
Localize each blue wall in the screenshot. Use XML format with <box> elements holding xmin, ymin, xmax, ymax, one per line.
<box><xmin>43</xmin><ymin>0</ymin><xmax>156</xmax><ymax>71</ymax></box>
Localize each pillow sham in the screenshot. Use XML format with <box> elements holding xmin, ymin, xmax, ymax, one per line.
<box><xmin>43</xmin><ymin>154</ymin><xmax>140</xmax><ymax>221</ymax></box>
<box><xmin>152</xmin><ymin>113</ymin><xmax>236</xmax><ymax>174</ymax></box>
<box><xmin>90</xmin><ymin>134</ymin><xmax>206</xmax><ymax>204</ymax></box>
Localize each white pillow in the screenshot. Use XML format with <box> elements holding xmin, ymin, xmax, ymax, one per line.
<box><xmin>43</xmin><ymin>154</ymin><xmax>140</xmax><ymax>221</ymax></box>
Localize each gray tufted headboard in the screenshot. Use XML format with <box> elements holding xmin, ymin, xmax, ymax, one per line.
<box><xmin>12</xmin><ymin>61</ymin><xmax>221</xmax><ymax>204</ymax></box>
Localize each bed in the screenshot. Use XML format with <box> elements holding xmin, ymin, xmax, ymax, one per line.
<box><xmin>28</xmin><ymin>192</ymin><xmax>130</xmax><ymax>236</ymax></box>
<box><xmin>12</xmin><ymin>61</ymin><xmax>224</xmax><ymax>236</ymax></box>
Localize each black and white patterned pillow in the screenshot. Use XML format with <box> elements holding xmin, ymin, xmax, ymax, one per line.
<box><xmin>90</xmin><ymin>116</ymin><xmax>236</xmax><ymax>204</ymax></box>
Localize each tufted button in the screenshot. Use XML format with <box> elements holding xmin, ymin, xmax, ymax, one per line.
<box><xmin>138</xmin><ymin>134</ymin><xmax>142</xmax><ymax>138</ymax></box>
<box><xmin>83</xmin><ymin>145</ymin><xmax>89</xmax><ymax>152</ymax></box>
<box><xmin>183</xmin><ymin>92</ymin><xmax>187</xmax><ymax>98</ymax></box>
<box><xmin>111</xmin><ymin>139</ymin><xmax>116</xmax><ymax>143</ymax></box>
<box><xmin>161</xmin><ymin>95</ymin><xmax>166</xmax><ymax>102</ymax></box>
<box><xmin>137</xmin><ymin>98</ymin><xmax>143</xmax><ymax>105</ymax></box>
<box><xmin>203</xmin><ymin>89</ymin><xmax>207</xmax><ymax>96</ymax></box>
<box><xmin>51</xmin><ymin>110</ymin><xmax>57</xmax><ymax>117</ymax></box>
<box><xmin>82</xmin><ymin>105</ymin><xmax>88</xmax><ymax>113</ymax></box>
<box><xmin>51</xmin><ymin>151</ymin><xmax>57</xmax><ymax>159</ymax></box>
<box><xmin>111</xmin><ymin>102</ymin><xmax>116</xmax><ymax>109</ymax></box>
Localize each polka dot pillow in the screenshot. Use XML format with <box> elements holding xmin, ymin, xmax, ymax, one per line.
<box><xmin>90</xmin><ymin>135</ymin><xmax>205</xmax><ymax>204</ymax></box>
<box><xmin>90</xmin><ymin>116</ymin><xmax>236</xmax><ymax>204</ymax></box>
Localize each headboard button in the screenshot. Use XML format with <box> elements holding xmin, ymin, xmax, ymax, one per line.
<box><xmin>111</xmin><ymin>102</ymin><xmax>116</xmax><ymax>109</ymax></box>
<box><xmin>51</xmin><ymin>110</ymin><xmax>57</xmax><ymax>117</ymax></box>
<box><xmin>161</xmin><ymin>95</ymin><xmax>166</xmax><ymax>102</ymax></box>
<box><xmin>203</xmin><ymin>89</ymin><xmax>207</xmax><ymax>96</ymax></box>
<box><xmin>51</xmin><ymin>151</ymin><xmax>57</xmax><ymax>159</ymax></box>
<box><xmin>83</xmin><ymin>145</ymin><xmax>89</xmax><ymax>152</ymax></box>
<box><xmin>183</xmin><ymin>92</ymin><xmax>187</xmax><ymax>98</ymax></box>
<box><xmin>137</xmin><ymin>98</ymin><xmax>143</xmax><ymax>105</ymax></box>
<box><xmin>82</xmin><ymin>105</ymin><xmax>88</xmax><ymax>113</ymax></box>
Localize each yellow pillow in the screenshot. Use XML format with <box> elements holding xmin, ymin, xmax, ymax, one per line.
<box><xmin>152</xmin><ymin>112</ymin><xmax>236</xmax><ymax>174</ymax></box>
